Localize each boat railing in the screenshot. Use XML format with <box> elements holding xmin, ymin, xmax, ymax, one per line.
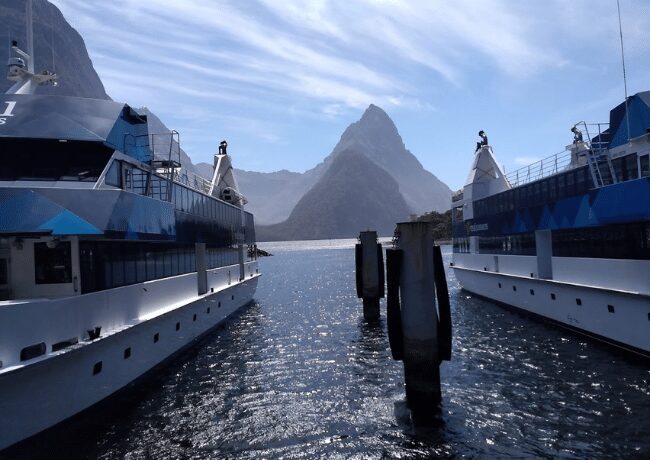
<box><xmin>505</xmin><ymin>121</ymin><xmax>612</xmax><ymax>188</ymax></box>
<box><xmin>505</xmin><ymin>149</ymin><xmax>573</xmax><ymax>187</ymax></box>
<box><xmin>173</xmin><ymin>169</ymin><xmax>213</xmax><ymax>196</ymax></box>
<box><xmin>451</xmin><ymin>190</ymin><xmax>464</xmax><ymax>203</ymax></box>
<box><xmin>124</xmin><ymin>131</ymin><xmax>216</xmax><ymax>198</ymax></box>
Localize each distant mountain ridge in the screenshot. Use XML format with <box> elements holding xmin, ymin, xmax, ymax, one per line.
<box><xmin>0</xmin><ymin>0</ymin><xmax>109</xmax><ymax>99</ymax></box>
<box><xmin>256</xmin><ymin>149</ymin><xmax>411</xmax><ymax>241</ymax></box>
<box><xmin>209</xmin><ymin>104</ymin><xmax>451</xmax><ymax>226</ymax></box>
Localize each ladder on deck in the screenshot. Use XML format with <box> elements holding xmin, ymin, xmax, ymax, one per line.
<box><xmin>577</xmin><ymin>121</ymin><xmax>617</xmax><ymax>188</ymax></box>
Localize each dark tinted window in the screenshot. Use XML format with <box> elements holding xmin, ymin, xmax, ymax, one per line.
<box><xmin>641</xmin><ymin>155</ymin><xmax>649</xmax><ymax>178</ymax></box>
<box><xmin>35</xmin><ymin>241</ymin><xmax>72</xmax><ymax>284</ymax></box>
<box><xmin>0</xmin><ymin>139</ymin><xmax>113</xmax><ymax>181</ymax></box>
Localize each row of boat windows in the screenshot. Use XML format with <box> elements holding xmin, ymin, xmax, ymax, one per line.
<box><xmin>79</xmin><ymin>241</ymin><xmax>244</xmax><ymax>294</ymax></box>
<box><xmin>469</xmin><ymin>154</ymin><xmax>650</xmax><ymax>220</ymax></box>
<box><xmin>552</xmin><ymin>223</ymin><xmax>650</xmax><ymax>259</ymax></box>
<box><xmin>612</xmin><ymin>153</ymin><xmax>650</xmax><ymax>182</ymax></box>
<box><xmin>453</xmin><ymin>222</ymin><xmax>650</xmax><ymax>260</ymax></box>
<box><xmin>0</xmin><ymin>139</ymin><xmax>113</xmax><ymax>182</ymax></box>
<box><xmin>471</xmin><ymin>167</ymin><xmax>591</xmax><ymax>220</ymax></box>
<box><xmin>452</xmin><ymin>234</ymin><xmax>536</xmax><ymax>255</ymax></box>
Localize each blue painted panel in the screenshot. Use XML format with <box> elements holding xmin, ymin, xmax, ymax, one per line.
<box><xmin>465</xmin><ymin>177</ymin><xmax>650</xmax><ymax>236</ymax></box>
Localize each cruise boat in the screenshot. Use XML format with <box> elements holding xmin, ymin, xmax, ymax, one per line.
<box><xmin>0</xmin><ymin>1</ymin><xmax>259</xmax><ymax>451</ymax></box>
<box><xmin>451</xmin><ymin>92</ymin><xmax>650</xmax><ymax>358</ymax></box>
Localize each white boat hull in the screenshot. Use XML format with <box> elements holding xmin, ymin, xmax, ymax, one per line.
<box><xmin>0</xmin><ymin>271</ymin><xmax>259</xmax><ymax>451</ymax></box>
<box><xmin>453</xmin><ymin>266</ymin><xmax>649</xmax><ymax>357</ymax></box>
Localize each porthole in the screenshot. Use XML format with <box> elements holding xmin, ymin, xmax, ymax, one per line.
<box><xmin>576</xmin><ymin>298</ymin><xmax>582</xmax><ymax>306</ymax></box>
<box><xmin>207</xmin><ymin>307</ymin><xmax>211</xmax><ymax>314</ymax></box>
<box><xmin>154</xmin><ymin>333</ymin><xmax>160</xmax><ymax>343</ymax></box>
<box><xmin>176</xmin><ymin>322</ymin><xmax>181</xmax><ymax>331</ymax></box>
<box><xmin>20</xmin><ymin>342</ymin><xmax>46</xmax><ymax>361</ymax></box>
<box><xmin>193</xmin><ymin>314</ymin><xmax>197</xmax><ymax>322</ymax></box>
<box><xmin>512</xmin><ymin>286</ymin><xmax>517</xmax><ymax>292</ymax></box>
<box><xmin>93</xmin><ymin>361</ymin><xmax>103</xmax><ymax>375</ymax></box>
<box><xmin>498</xmin><ymin>283</ymin><xmax>502</xmax><ymax>288</ymax></box>
<box><xmin>52</xmin><ymin>338</ymin><xmax>78</xmax><ymax>352</ymax></box>
<box><xmin>551</xmin><ymin>293</ymin><xmax>556</xmax><ymax>300</ymax></box>
<box><xmin>124</xmin><ymin>347</ymin><xmax>131</xmax><ymax>359</ymax></box>
<box><xmin>607</xmin><ymin>305</ymin><xmax>615</xmax><ymax>313</ymax></box>
<box><xmin>231</xmin><ymin>295</ymin><xmax>234</xmax><ymax>300</ymax></box>
<box><xmin>530</xmin><ymin>289</ymin><xmax>535</xmax><ymax>296</ymax></box>
<box><xmin>218</xmin><ymin>301</ymin><xmax>221</xmax><ymax>307</ymax></box>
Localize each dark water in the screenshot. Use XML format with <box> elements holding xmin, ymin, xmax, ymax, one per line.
<box><xmin>9</xmin><ymin>241</ymin><xmax>650</xmax><ymax>459</ymax></box>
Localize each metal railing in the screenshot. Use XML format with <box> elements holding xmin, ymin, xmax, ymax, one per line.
<box><xmin>174</xmin><ymin>169</ymin><xmax>213</xmax><ymax>195</ymax></box>
<box><xmin>505</xmin><ymin>122</ymin><xmax>612</xmax><ymax>188</ymax></box>
<box><xmin>505</xmin><ymin>149</ymin><xmax>573</xmax><ymax>187</ymax></box>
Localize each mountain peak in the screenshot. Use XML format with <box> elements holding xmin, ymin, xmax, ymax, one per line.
<box><xmin>359</xmin><ymin>104</ymin><xmax>392</xmax><ymax>125</ymax></box>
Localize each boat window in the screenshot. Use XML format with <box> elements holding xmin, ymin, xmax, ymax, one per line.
<box><xmin>34</xmin><ymin>241</ymin><xmax>72</xmax><ymax>284</ymax></box>
<box><xmin>132</xmin><ymin>168</ymin><xmax>149</xmax><ymax>195</ymax></box>
<box><xmin>0</xmin><ymin>139</ymin><xmax>113</xmax><ymax>182</ymax></box>
<box><xmin>640</xmin><ymin>154</ymin><xmax>649</xmax><ymax>178</ymax></box>
<box><xmin>150</xmin><ymin>174</ymin><xmax>169</xmax><ymax>200</ymax></box>
<box><xmin>0</xmin><ymin>259</ymin><xmax>7</xmax><ymax>285</ymax></box>
<box><xmin>613</xmin><ymin>153</ymin><xmax>639</xmax><ymax>182</ymax></box>
<box><xmin>453</xmin><ymin>206</ymin><xmax>463</xmax><ymax>223</ymax></box>
<box><xmin>626</xmin><ymin>154</ymin><xmax>639</xmax><ymax>180</ymax></box>
<box><xmin>105</xmin><ymin>161</ymin><xmax>121</xmax><ymax>187</ymax></box>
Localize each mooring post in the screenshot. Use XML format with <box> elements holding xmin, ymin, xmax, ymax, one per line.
<box><xmin>355</xmin><ymin>231</ymin><xmax>385</xmax><ymax>321</ymax></box>
<box><xmin>396</xmin><ymin>222</ymin><xmax>441</xmax><ymax>416</ymax></box>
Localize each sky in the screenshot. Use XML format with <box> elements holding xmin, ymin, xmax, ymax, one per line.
<box><xmin>49</xmin><ymin>0</ymin><xmax>650</xmax><ymax>191</ymax></box>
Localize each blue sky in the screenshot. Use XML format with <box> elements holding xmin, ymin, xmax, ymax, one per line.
<box><xmin>50</xmin><ymin>0</ymin><xmax>649</xmax><ymax>190</ymax></box>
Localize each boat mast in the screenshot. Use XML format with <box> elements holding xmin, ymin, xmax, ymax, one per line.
<box><xmin>5</xmin><ymin>0</ymin><xmax>57</xmax><ymax>95</ymax></box>
<box><xmin>25</xmin><ymin>0</ymin><xmax>34</xmax><ymax>73</ymax></box>
<box><xmin>616</xmin><ymin>0</ymin><xmax>631</xmax><ymax>142</ymax></box>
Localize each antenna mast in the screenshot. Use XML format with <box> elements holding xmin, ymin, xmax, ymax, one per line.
<box><xmin>5</xmin><ymin>0</ymin><xmax>57</xmax><ymax>95</ymax></box>
<box><xmin>616</xmin><ymin>0</ymin><xmax>631</xmax><ymax>142</ymax></box>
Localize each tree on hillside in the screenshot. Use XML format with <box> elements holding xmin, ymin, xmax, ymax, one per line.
<box><xmin>415</xmin><ymin>209</ymin><xmax>452</xmax><ymax>241</ymax></box>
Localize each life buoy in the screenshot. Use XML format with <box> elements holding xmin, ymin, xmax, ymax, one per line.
<box><xmin>386</xmin><ymin>248</ymin><xmax>404</xmax><ymax>361</ymax></box>
<box><xmin>433</xmin><ymin>245</ymin><xmax>452</xmax><ymax>361</ymax></box>
<box><xmin>355</xmin><ymin>243</ymin><xmax>363</xmax><ymax>298</ymax></box>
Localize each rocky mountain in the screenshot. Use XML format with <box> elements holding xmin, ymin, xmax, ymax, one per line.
<box><xmin>330</xmin><ymin>104</ymin><xmax>451</xmax><ymax>214</ymax></box>
<box><xmin>220</xmin><ymin>105</ymin><xmax>451</xmax><ymax>225</ymax></box>
<box><xmin>1</xmin><ymin>0</ymin><xmax>109</xmax><ymax>99</ymax></box>
<box><xmin>256</xmin><ymin>149</ymin><xmax>410</xmax><ymax>241</ymax></box>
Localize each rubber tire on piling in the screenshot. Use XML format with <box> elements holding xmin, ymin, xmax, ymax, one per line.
<box><xmin>355</xmin><ymin>243</ymin><xmax>363</xmax><ymax>298</ymax></box>
<box><xmin>433</xmin><ymin>245</ymin><xmax>452</xmax><ymax>361</ymax></box>
<box><xmin>386</xmin><ymin>248</ymin><xmax>404</xmax><ymax>361</ymax></box>
<box><xmin>377</xmin><ymin>243</ymin><xmax>385</xmax><ymax>299</ymax></box>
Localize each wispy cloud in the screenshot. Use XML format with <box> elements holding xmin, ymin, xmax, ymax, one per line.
<box><xmin>48</xmin><ymin>0</ymin><xmax>650</xmax><ymax>182</ymax></box>
<box><xmin>514</xmin><ymin>156</ymin><xmax>542</xmax><ymax>166</ymax></box>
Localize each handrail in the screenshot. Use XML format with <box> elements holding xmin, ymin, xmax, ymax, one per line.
<box><xmin>505</xmin><ymin>149</ymin><xmax>572</xmax><ymax>187</ymax></box>
<box><xmin>505</xmin><ymin>122</ymin><xmax>611</xmax><ymax>188</ymax></box>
